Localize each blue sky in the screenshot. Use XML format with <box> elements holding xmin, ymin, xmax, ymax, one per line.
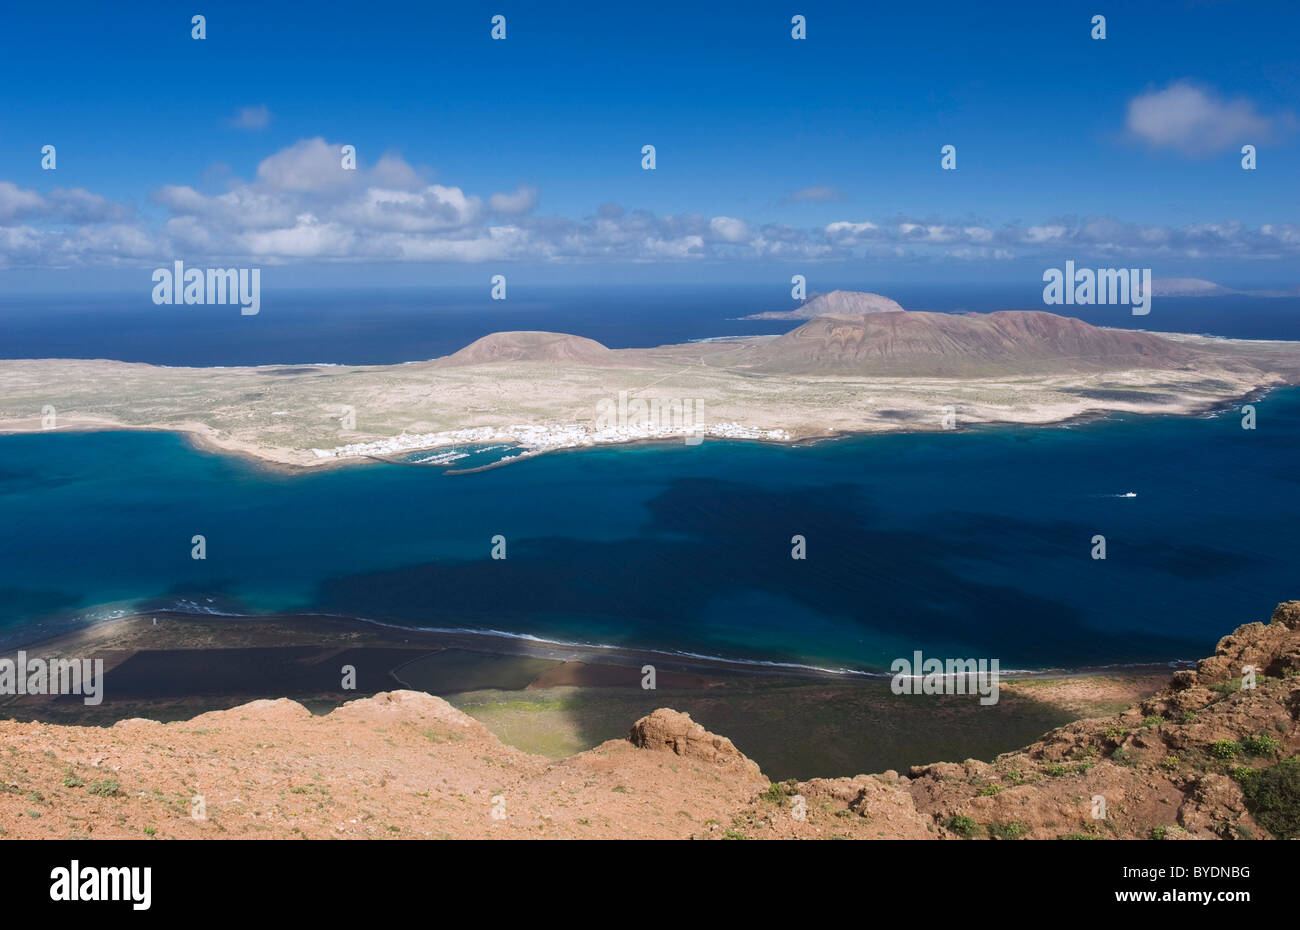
<box><xmin>1</xmin><ymin>0</ymin><xmax>1297</xmax><ymax>289</ymax></box>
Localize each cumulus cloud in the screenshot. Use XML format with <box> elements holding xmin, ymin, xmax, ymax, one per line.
<box><xmin>336</xmin><ymin>185</ymin><xmax>482</xmax><ymax>233</ymax></box>
<box><xmin>229</xmin><ymin>104</ymin><xmax>273</xmax><ymax>130</ymax></box>
<box><xmin>708</xmin><ymin>216</ymin><xmax>751</xmax><ymax>243</ymax></box>
<box><xmin>824</xmin><ymin>221</ymin><xmax>879</xmax><ymax>244</ymax></box>
<box><xmin>256</xmin><ymin>137</ymin><xmax>355</xmax><ymax>192</ymax></box>
<box><xmin>1125</xmin><ymin>81</ymin><xmax>1283</xmax><ymax>155</ymax></box>
<box><xmin>0</xmin><ymin>182</ymin><xmax>46</xmax><ymax>221</ymax></box>
<box><xmin>0</xmin><ymin>181</ymin><xmax>134</xmax><ymax>225</ymax></box>
<box><xmin>46</xmin><ymin>188</ymin><xmax>136</xmax><ymax>223</ymax></box>
<box><xmin>488</xmin><ymin>184</ymin><xmax>539</xmax><ymax>215</ymax></box>
<box><xmin>368</xmin><ymin>154</ymin><xmax>425</xmax><ymax>191</ymax></box>
<box><xmin>2</xmin><ymin>137</ymin><xmax>1300</xmax><ymax>269</ymax></box>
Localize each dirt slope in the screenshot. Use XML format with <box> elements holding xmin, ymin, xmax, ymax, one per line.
<box><xmin>2</xmin><ymin>604</ymin><xmax>1297</xmax><ymax>840</ymax></box>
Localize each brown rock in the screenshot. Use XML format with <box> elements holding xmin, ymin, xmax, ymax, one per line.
<box><xmin>627</xmin><ymin>708</ymin><xmax>761</xmax><ymax>776</ymax></box>
<box><xmin>1271</xmin><ymin>600</ymin><xmax>1300</xmax><ymax>631</ymax></box>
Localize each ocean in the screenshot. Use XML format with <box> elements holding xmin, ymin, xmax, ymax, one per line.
<box><xmin>0</xmin><ymin>388</ymin><xmax>1295</xmax><ymax>671</ymax></box>
<box><xmin>4</xmin><ymin>284</ymin><xmax>1300</xmax><ymax>366</ymax></box>
<box><xmin>2</xmin><ymin>283</ymin><xmax>1298</xmax><ymax>671</ymax></box>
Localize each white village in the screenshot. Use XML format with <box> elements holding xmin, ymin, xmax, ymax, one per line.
<box><xmin>312</xmin><ymin>419</ymin><xmax>793</xmax><ymax>467</ymax></box>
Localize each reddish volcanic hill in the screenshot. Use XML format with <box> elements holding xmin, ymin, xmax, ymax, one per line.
<box><xmin>748</xmin><ymin>309</ymin><xmax>1200</xmax><ymax>377</ymax></box>
<box><xmin>435</xmin><ymin>331</ymin><xmax>615</xmax><ymax>367</ymax></box>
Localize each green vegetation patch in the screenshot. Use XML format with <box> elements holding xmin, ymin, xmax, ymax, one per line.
<box><xmin>943</xmin><ymin>814</ymin><xmax>979</xmax><ymax>838</ymax></box>
<box><xmin>987</xmin><ymin>820</ymin><xmax>1029</xmax><ymax>841</ymax></box>
<box><xmin>1236</xmin><ymin>758</ymin><xmax>1300</xmax><ymax>840</ymax></box>
<box><xmin>87</xmin><ymin>779</ymin><xmax>120</xmax><ymax>797</ymax></box>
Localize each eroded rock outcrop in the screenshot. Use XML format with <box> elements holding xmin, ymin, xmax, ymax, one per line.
<box><xmin>628</xmin><ymin>708</ymin><xmax>760</xmax><ymax>777</ymax></box>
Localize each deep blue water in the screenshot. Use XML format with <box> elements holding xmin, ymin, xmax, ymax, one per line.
<box><xmin>1</xmin><ymin>388</ymin><xmax>1297</xmax><ymax>671</ymax></box>
<box><xmin>5</xmin><ymin>284</ymin><xmax>1300</xmax><ymax>366</ymax></box>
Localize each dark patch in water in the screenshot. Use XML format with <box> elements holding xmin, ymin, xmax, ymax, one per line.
<box><xmin>314</xmin><ymin>478</ymin><xmax>1200</xmax><ymax>669</ymax></box>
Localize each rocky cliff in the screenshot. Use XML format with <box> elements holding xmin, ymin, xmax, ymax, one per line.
<box><xmin>2</xmin><ymin>604</ymin><xmax>1297</xmax><ymax>840</ymax></box>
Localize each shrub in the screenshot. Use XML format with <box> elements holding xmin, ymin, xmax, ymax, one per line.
<box><xmin>1242</xmin><ymin>734</ymin><xmax>1281</xmax><ymax>757</ymax></box>
<box><xmin>762</xmin><ymin>782</ymin><xmax>791</xmax><ymax>803</ymax></box>
<box><xmin>1211</xmin><ymin>740</ymin><xmax>1241</xmax><ymax>760</ymax></box>
<box><xmin>87</xmin><ymin>779</ymin><xmax>120</xmax><ymax>797</ymax></box>
<box><xmin>987</xmin><ymin>820</ymin><xmax>1029</xmax><ymax>841</ymax></box>
<box><xmin>944</xmin><ymin>815</ymin><xmax>979</xmax><ymax>838</ymax></box>
<box><xmin>1237</xmin><ymin>759</ymin><xmax>1300</xmax><ymax>840</ymax></box>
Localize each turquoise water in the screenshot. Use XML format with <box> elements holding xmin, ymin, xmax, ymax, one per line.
<box><xmin>1</xmin><ymin>390</ymin><xmax>1296</xmax><ymax>671</ymax></box>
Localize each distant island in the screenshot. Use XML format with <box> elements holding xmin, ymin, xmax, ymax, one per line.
<box><xmin>1150</xmin><ymin>278</ymin><xmax>1300</xmax><ymax>298</ymax></box>
<box><xmin>740</xmin><ymin>289</ymin><xmax>906</xmax><ymax>319</ymax></box>
<box><xmin>2</xmin><ymin>291</ymin><xmax>1298</xmax><ymax>471</ymax></box>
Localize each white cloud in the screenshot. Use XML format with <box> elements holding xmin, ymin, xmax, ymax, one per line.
<box><xmin>368</xmin><ymin>154</ymin><xmax>425</xmax><ymax>191</ymax></box>
<box><xmin>488</xmin><ymin>184</ymin><xmax>539</xmax><ymax>215</ymax></box>
<box><xmin>824</xmin><ymin>220</ymin><xmax>878</xmax><ymax>244</ymax></box>
<box><xmin>336</xmin><ymin>185</ymin><xmax>482</xmax><ymax>233</ymax></box>
<box><xmin>1125</xmin><ymin>81</ymin><xmax>1279</xmax><ymax>155</ymax></box>
<box><xmin>46</xmin><ymin>188</ymin><xmax>135</xmax><ymax>223</ymax></box>
<box><xmin>2</xmin><ymin>137</ymin><xmax>1300</xmax><ymax>268</ymax></box>
<box><xmin>256</xmin><ymin>137</ymin><xmax>355</xmax><ymax>192</ymax></box>
<box><xmin>708</xmin><ymin>216</ymin><xmax>751</xmax><ymax>243</ymax></box>
<box><xmin>0</xmin><ymin>182</ymin><xmax>48</xmax><ymax>221</ymax></box>
<box><xmin>1025</xmin><ymin>225</ymin><xmax>1066</xmax><ymax>243</ymax></box>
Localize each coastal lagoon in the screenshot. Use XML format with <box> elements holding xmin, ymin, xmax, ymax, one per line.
<box><xmin>2</xmin><ymin>388</ymin><xmax>1296</xmax><ymax>672</ymax></box>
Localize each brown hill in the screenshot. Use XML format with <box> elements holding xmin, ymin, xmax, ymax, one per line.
<box><xmin>743</xmin><ymin>289</ymin><xmax>905</xmax><ymax>320</ymax></box>
<box><xmin>748</xmin><ymin>309</ymin><xmax>1200</xmax><ymax>377</ymax></box>
<box><xmin>2</xmin><ymin>603</ymin><xmax>1297</xmax><ymax>839</ymax></box>
<box><xmin>434</xmin><ymin>331</ymin><xmax>615</xmax><ymax>367</ymax></box>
